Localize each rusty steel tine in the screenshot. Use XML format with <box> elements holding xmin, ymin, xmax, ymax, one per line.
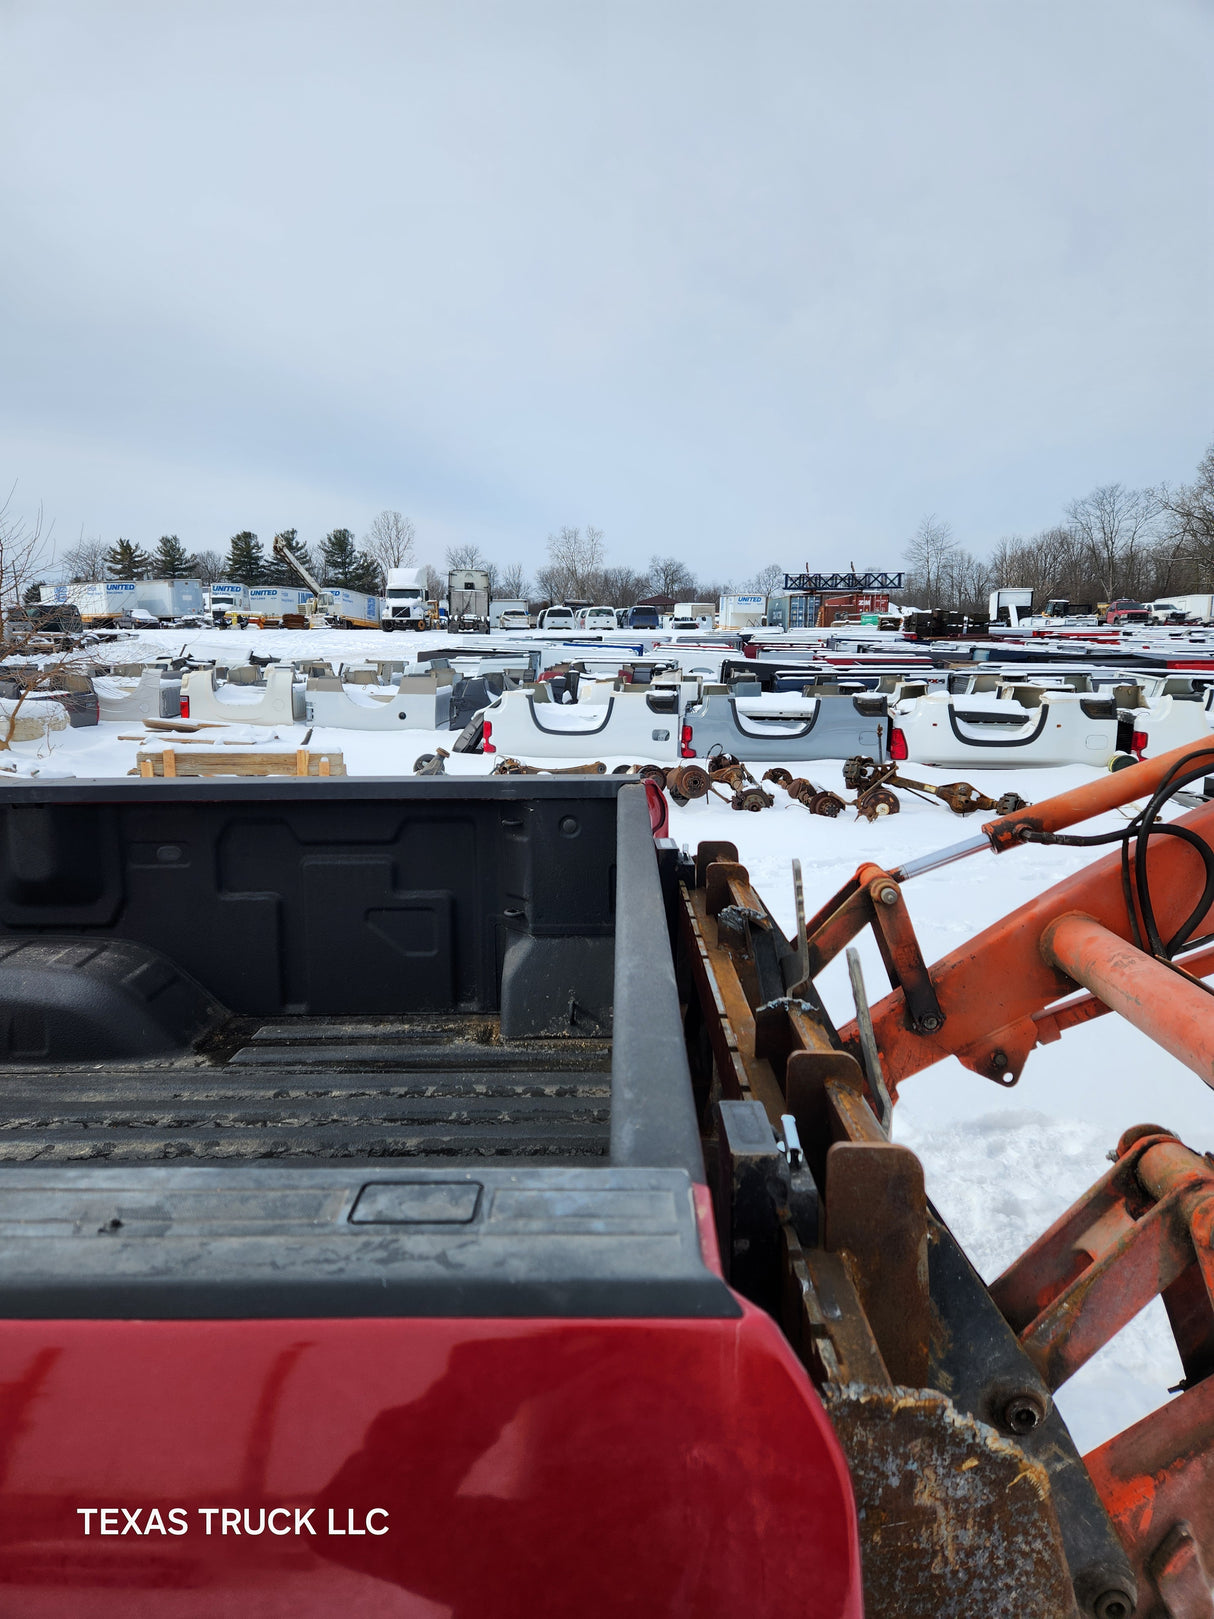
<box><xmin>845</xmin><ymin>947</ymin><xmax>892</xmax><ymax>1135</ymax></box>
<box><xmin>788</xmin><ymin>859</ymin><xmax>810</xmax><ymax>994</ymax></box>
<box><xmin>824</xmin><ymin>1141</ymin><xmax>930</xmax><ymax>1387</ymax></box>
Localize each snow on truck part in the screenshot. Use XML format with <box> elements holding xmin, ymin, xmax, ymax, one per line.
<box><xmin>0</xmin><ymin>748</ymin><xmax>1213</xmax><ymax>1614</ymax></box>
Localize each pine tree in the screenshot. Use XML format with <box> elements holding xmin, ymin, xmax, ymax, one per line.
<box><xmin>225</xmin><ymin>531</ymin><xmax>265</xmax><ymax>584</ymax></box>
<box><xmin>265</xmin><ymin>528</ymin><xmax>316</xmax><ymax>586</ymax></box>
<box><xmin>105</xmin><ymin>538</ymin><xmax>152</xmax><ymax>580</ymax></box>
<box><xmin>153</xmin><ymin>534</ymin><xmax>198</xmax><ymax>579</ymax></box>
<box><xmin>23</xmin><ymin>582</ymin><xmax>45</xmax><ymax>606</ymax></box>
<box><xmin>319</xmin><ymin>528</ymin><xmax>379</xmax><ymax>592</ymax></box>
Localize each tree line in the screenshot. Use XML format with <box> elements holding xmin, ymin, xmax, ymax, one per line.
<box><xmin>902</xmin><ymin>439</ymin><xmax>1214</xmax><ymax>613</ymax></box>
<box><xmin>53</xmin><ymin>434</ymin><xmax>1214</xmax><ymax>614</ymax></box>
<box><xmin>54</xmin><ymin>511</ymin><xmax>782</xmax><ymax>607</ymax></box>
<box><xmin>439</xmin><ymin>525</ymin><xmax>779</xmax><ymax>607</ymax></box>
<box><xmin>57</xmin><ymin>515</ymin><xmax>415</xmax><ymax>597</ymax></box>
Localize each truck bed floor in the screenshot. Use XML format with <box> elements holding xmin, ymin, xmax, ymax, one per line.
<box><xmin>0</xmin><ymin>1017</ymin><xmax>612</xmax><ymax>1164</ymax></box>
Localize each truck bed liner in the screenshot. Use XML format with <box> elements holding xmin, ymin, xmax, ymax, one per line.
<box><xmin>0</xmin><ymin>1017</ymin><xmax>611</xmax><ymax>1163</ymax></box>
<box><xmin>0</xmin><ymin>778</ymin><xmax>717</xmax><ymax>1319</ymax></box>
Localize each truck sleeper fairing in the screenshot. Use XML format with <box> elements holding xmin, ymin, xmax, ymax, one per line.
<box><xmin>179</xmin><ymin>664</ymin><xmax>305</xmax><ymax>724</ymax></box>
<box><xmin>0</xmin><ymin>776</ymin><xmax>862</xmax><ymax>1616</ymax></box>
<box><xmin>304</xmin><ymin>671</ymin><xmax>454</xmax><ymax>730</ymax></box>
<box><xmin>94</xmin><ymin>669</ymin><xmax>182</xmax><ymax>724</ymax></box>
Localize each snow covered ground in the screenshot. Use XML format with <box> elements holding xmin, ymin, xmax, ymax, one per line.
<box><xmin>8</xmin><ymin>623</ymin><xmax>1212</xmax><ymax>1455</ymax></box>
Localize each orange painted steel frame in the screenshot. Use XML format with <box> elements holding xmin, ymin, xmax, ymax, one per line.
<box><xmin>801</xmin><ymin>736</ymin><xmax>1214</xmax><ymax>1617</ymax></box>
<box><xmin>821</xmin><ymin>737</ymin><xmax>1214</xmax><ymax>1090</ymax></box>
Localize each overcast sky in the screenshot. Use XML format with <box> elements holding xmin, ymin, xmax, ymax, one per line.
<box><xmin>2</xmin><ymin>0</ymin><xmax>1212</xmax><ymax>582</ymax></box>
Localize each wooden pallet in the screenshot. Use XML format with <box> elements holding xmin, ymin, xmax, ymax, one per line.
<box><xmin>133</xmin><ymin>748</ymin><xmax>345</xmax><ymax>778</ymax></box>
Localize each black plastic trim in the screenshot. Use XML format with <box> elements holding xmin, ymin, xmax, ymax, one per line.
<box><xmin>610</xmin><ymin>786</ymin><xmax>705</xmax><ymax>1183</ymax></box>
<box><xmin>0</xmin><ymin>1164</ymin><xmax>739</xmax><ymax>1320</ymax></box>
<box><xmin>947</xmin><ymin>704</ymin><xmax>1051</xmax><ymax>747</ymax></box>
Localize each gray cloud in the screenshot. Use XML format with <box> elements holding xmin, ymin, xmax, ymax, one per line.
<box><xmin>2</xmin><ymin>0</ymin><xmax>1211</xmax><ymax>577</ymax></box>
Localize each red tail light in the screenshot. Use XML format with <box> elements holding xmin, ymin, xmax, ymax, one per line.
<box><xmin>179</xmin><ymin>694</ymin><xmax>190</xmax><ymax>719</ymax></box>
<box><xmin>644</xmin><ymin>779</ymin><xmax>669</xmax><ymax>838</ymax></box>
<box><xmin>680</xmin><ymin>723</ymin><xmax>694</xmax><ymax>759</ymax></box>
<box><xmin>890</xmin><ymin>725</ymin><xmax>908</xmax><ymax>760</ymax></box>
<box><xmin>482</xmin><ymin>719</ymin><xmax>494</xmax><ymax>754</ymax></box>
<box><xmin>1131</xmin><ymin>729</ymin><xmax>1147</xmax><ymax>759</ymax></box>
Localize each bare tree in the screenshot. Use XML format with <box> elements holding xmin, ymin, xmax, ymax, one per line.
<box><xmin>1065</xmin><ymin>483</ymin><xmax>1162</xmax><ymax>602</ymax></box>
<box><xmin>1160</xmin><ymin>443</ymin><xmax>1214</xmax><ymax>589</ymax></box>
<box><xmin>59</xmin><ymin>534</ymin><xmax>110</xmax><ymax>583</ymax></box>
<box><xmin>943</xmin><ymin>547</ymin><xmax>993</xmax><ymax>617</ymax></box>
<box><xmin>445</xmin><ymin>542</ymin><xmax>496</xmax><ymax>596</ymax></box>
<box><xmin>745</xmin><ymin>562</ymin><xmax>785</xmax><ymax>595</ymax></box>
<box><xmin>698</xmin><ymin>577</ymin><xmax>736</xmax><ymax>605</ymax></box>
<box><xmin>498</xmin><ymin>562</ymin><xmax>530</xmax><ymax>600</ymax></box>
<box><xmin>422</xmin><ymin>563</ymin><xmax>445</xmax><ymax>601</ymax></box>
<box><xmin>445</xmin><ymin>542</ymin><xmax>487</xmax><ymax>570</ymax></box>
<box><xmin>363</xmin><ymin>510</ymin><xmax>416</xmax><ymax>576</ymax></box>
<box><xmin>540</xmin><ymin>526</ymin><xmax>606</xmax><ymax>601</ymax></box>
<box><xmin>0</xmin><ymin>489</ymin><xmax>85</xmax><ymax>751</ymax></box>
<box><xmin>646</xmin><ymin>554</ymin><xmax>697</xmax><ymax>599</ymax></box>
<box><xmin>599</xmin><ymin>565</ymin><xmax>649</xmax><ymax>607</ymax></box>
<box><xmin>194</xmin><ymin>549</ymin><xmax>225</xmax><ymax>586</ymax></box>
<box><xmin>902</xmin><ymin>515</ymin><xmax>960</xmax><ymax>607</ymax></box>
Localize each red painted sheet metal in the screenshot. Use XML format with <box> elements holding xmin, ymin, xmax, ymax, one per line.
<box><xmin>0</xmin><ymin>1308</ymin><xmax>861</xmax><ymax>1616</ymax></box>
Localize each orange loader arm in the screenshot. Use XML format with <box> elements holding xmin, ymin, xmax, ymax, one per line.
<box><xmin>823</xmin><ymin>736</ymin><xmax>1214</xmax><ymax>1091</ymax></box>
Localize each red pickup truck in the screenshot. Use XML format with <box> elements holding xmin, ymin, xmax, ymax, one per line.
<box><xmin>1104</xmin><ymin>599</ymin><xmax>1150</xmax><ymax>625</ymax></box>
<box><xmin>0</xmin><ymin>771</ymin><xmax>1160</xmax><ymax>1616</ymax></box>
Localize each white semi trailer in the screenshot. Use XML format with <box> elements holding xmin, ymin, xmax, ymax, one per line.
<box><xmin>245</xmin><ymin>586</ymin><xmax>312</xmax><ymax>625</ymax></box>
<box><xmin>673</xmin><ymin>601</ymin><xmax>716</xmax><ymax>629</ymax></box>
<box><xmin>269</xmin><ymin>535</ymin><xmax>380</xmax><ymax>628</ymax></box>
<box><xmin>42</xmin><ymin>579</ymin><xmax>205</xmax><ymax>624</ymax></box>
<box><xmin>489</xmin><ymin>598</ymin><xmax>528</xmax><ymax>629</ymax></box>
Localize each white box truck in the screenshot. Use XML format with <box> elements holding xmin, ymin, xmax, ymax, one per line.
<box><xmin>673</xmin><ymin>601</ymin><xmax>716</xmax><ymax>629</ymax></box>
<box><xmin>717</xmin><ymin>593</ymin><xmax>767</xmax><ymax>630</ymax></box>
<box><xmin>489</xmin><ymin>598</ymin><xmax>528</xmax><ymax>629</ymax></box>
<box><xmin>1151</xmin><ymin>593</ymin><xmax>1214</xmax><ymax>623</ymax></box>
<box><xmin>988</xmin><ymin>588</ymin><xmax>1034</xmax><ymax>626</ymax></box>
<box><xmin>205</xmin><ymin>582</ymin><xmax>251</xmax><ymax>622</ymax></box>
